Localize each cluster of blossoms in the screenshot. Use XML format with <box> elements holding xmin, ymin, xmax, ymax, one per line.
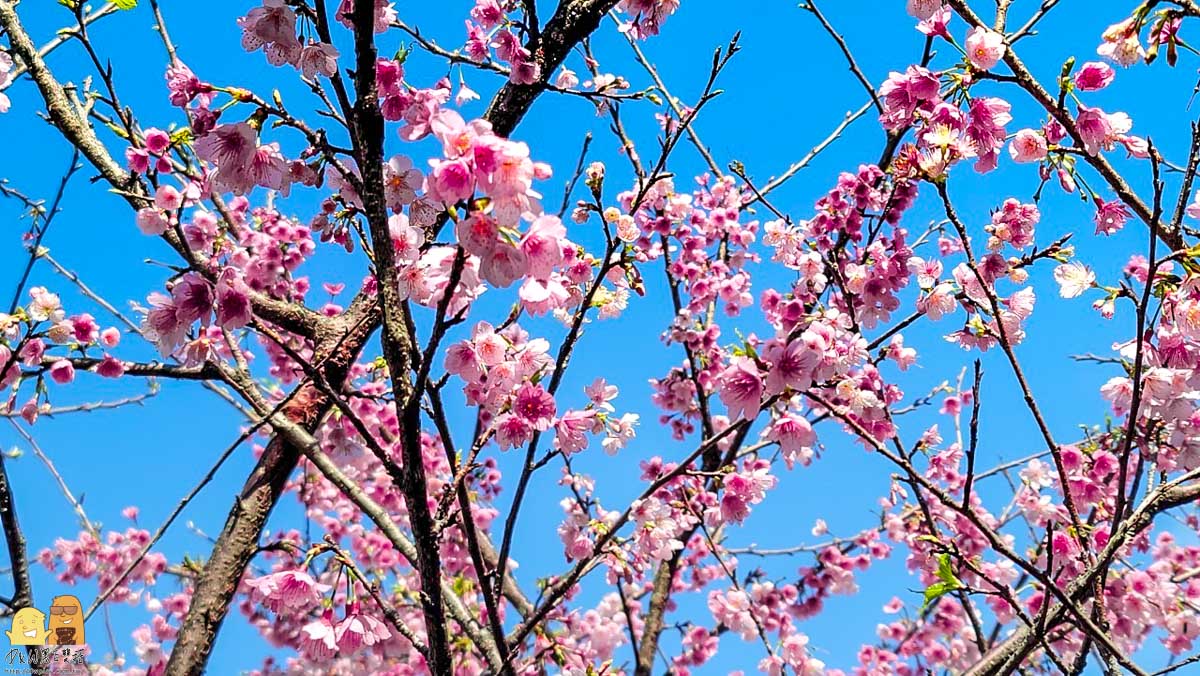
<box><xmin>244</xmin><ymin>565</ymin><xmax>395</xmax><ymax>663</ymax></box>
<box><xmin>137</xmin><ymin>196</ymin><xmax>322</xmax><ymax>359</ymax></box>
<box><xmin>36</xmin><ymin>511</ymin><xmax>189</xmax><ymax>675</ymax></box>
<box><xmin>889</xmin><ymin>2</ymin><xmax>1148</xmax><ymax>239</ymax></box>
<box><xmin>238</xmin><ymin>0</ymin><xmax>341</xmax><ymax>77</ymax></box>
<box><xmin>869</xmin><ymin>404</ymin><xmax>1200</xmax><ymax>668</ymax></box>
<box><xmin>463</xmin><ymin>0</ymin><xmax>542</xmax><ymax>84</ymax></box>
<box><xmin>258</xmin><ymin>380</ymin><xmax>510</xmax><ymax>671</ymax></box>
<box><xmin>0</xmin><ymin>288</ymin><xmax>124</xmax><ymax>424</ymax></box>
<box><xmin>445</xmin><ymin>322</ymin><xmax>640</xmax><ymax>453</ymax></box>
<box><xmin>616</xmin><ymin>0</ymin><xmax>681</xmax><ymax>39</ymax></box>
<box><xmin>879</xmin><ymin>61</ymin><xmax>1014</xmax><ymax>177</ymax></box>
<box><xmin>39</xmin><ymin>516</ymin><xmax>169</xmax><ymax>608</ymax></box>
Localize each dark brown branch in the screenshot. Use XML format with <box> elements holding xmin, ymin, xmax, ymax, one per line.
<box><xmin>36</xmin><ymin>357</ymin><xmax>222</xmax><ymax>382</ymax></box>
<box><xmin>484</xmin><ymin>0</ymin><xmax>622</xmax><ymax>137</ymax></box>
<box><xmin>349</xmin><ymin>0</ymin><xmax>454</xmax><ymax>670</ymax></box>
<box><xmin>0</xmin><ymin>436</ymin><xmax>32</xmax><ymax>617</ymax></box>
<box><xmin>801</xmin><ymin>0</ymin><xmax>882</xmax><ymax>113</ymax></box>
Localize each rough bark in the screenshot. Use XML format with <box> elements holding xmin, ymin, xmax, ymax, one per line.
<box><xmin>349</xmin><ymin>0</ymin><xmax>456</xmax><ymax>670</ymax></box>
<box><xmin>485</xmin><ymin>0</ymin><xmax>622</xmax><ymax>137</ymax></box>
<box><xmin>0</xmin><ymin>448</ymin><xmax>32</xmax><ymax>613</ymax></box>
<box><xmin>163</xmin><ymin>312</ymin><xmax>377</xmax><ymax>676</ymax></box>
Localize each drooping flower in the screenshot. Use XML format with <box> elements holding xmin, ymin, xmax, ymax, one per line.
<box><xmin>916</xmin><ymin>6</ymin><xmax>952</xmax><ymax>39</ymax></box>
<box><xmin>95</xmin><ymin>355</ymin><xmax>125</xmax><ymax>378</ymax></box>
<box><xmin>298</xmin><ymin>610</ymin><xmax>338</xmax><ymax>661</ymax></box>
<box><xmin>479</xmin><ymin>243</ymin><xmax>529</xmax><ymax>288</ymax></box>
<box><xmin>555</xmin><ymin>67</ymin><xmax>579</xmax><ymax>89</ymax></box>
<box><xmin>520</xmin><ymin>214</ymin><xmax>566</xmax><ymax>279</ymax></box>
<box><xmin>335</xmin><ymin>0</ymin><xmax>397</xmax><ymax>35</ymax></box>
<box><xmin>471</xmin><ymin>0</ymin><xmax>505</xmax><ymax>29</ymax></box>
<box><xmin>762</xmin><ymin>339</ymin><xmax>817</xmax><ymax>395</ymax></box>
<box><xmin>215</xmin><ymin>269</ymin><xmax>253</xmax><ymax>330</ymax></box>
<box><xmin>154</xmin><ymin>185</ymin><xmax>183</xmax><ymax>211</ymax></box>
<box><xmin>1185</xmin><ymin>191</ymin><xmax>1200</xmax><ymax>221</ymax></box>
<box><xmin>171</xmin><ymin>273</ymin><xmax>213</xmax><ymax>326</ymax></box>
<box><xmin>335</xmin><ymin>602</ymin><xmax>392</xmax><ymax>653</ymax></box>
<box><xmin>239</xmin><ymin>0</ymin><xmax>302</xmax><ymax>66</ymax></box>
<box><xmin>586</xmin><ymin>377</ymin><xmax>618</xmax><ymax>411</ymax></box>
<box><xmin>918</xmin><ymin>282</ymin><xmax>957</xmax><ymax>321</ymax></box>
<box><xmin>383</xmin><ymin>155</ymin><xmax>423</xmax><ymax>210</ymax></box>
<box><xmin>0</xmin><ymin>50</ymin><xmax>14</xmax><ymax>113</ymax></box>
<box><xmin>245</xmin><ymin>569</ymin><xmax>331</xmax><ymax>613</ymax></box>
<box><xmin>878</xmin><ymin>66</ymin><xmax>940</xmax><ymax>131</ymax></box>
<box><xmin>766</xmin><ymin>413</ymin><xmax>817</xmax><ymax>469</ymax></box>
<box><xmin>987</xmin><ymin>198</ymin><xmax>1040</xmax><ymax>250</ymax></box>
<box><xmin>297</xmin><ymin>42</ymin><xmax>339</xmax><ymax>80</ymax></box>
<box><xmin>194</xmin><ymin>123</ymin><xmax>257</xmax><ymax>195</ymax></box>
<box><xmin>1094</xmin><ymin>198</ymin><xmax>1131</xmax><ymax>236</ymax></box>
<box><xmin>967</xmin><ymin>96</ymin><xmax>1012</xmax><ymax>173</ymax></box>
<box><xmin>554</xmin><ymin>409</ymin><xmax>596</xmax><ymax>454</ymax></box>
<box><xmin>602</xmin><ymin>412</ymin><xmax>639</xmax><ymax>455</ymax></box>
<box><xmin>906</xmin><ymin>0</ymin><xmax>944</xmax><ymax>20</ymax></box>
<box><xmin>165</xmin><ymin>61</ymin><xmax>207</xmax><ymax>107</ymax></box>
<box><xmin>143</xmin><ymin>129</ymin><xmax>172</xmax><ymax>156</ymax></box>
<box><xmin>48</xmin><ymin>359</ymin><xmax>75</xmax><ymax>385</ymax></box>
<box><xmin>143</xmin><ymin>292</ymin><xmax>188</xmax><ymax>355</ymax></box>
<box><xmin>1098</xmin><ymin>18</ymin><xmax>1145</xmax><ymax>66</ymax></box>
<box><xmin>426</xmin><ymin>157</ymin><xmax>475</xmax><ymax>204</ymax></box>
<box><xmin>136</xmin><ymin>208</ymin><xmax>170</xmax><ymax>236</ymax></box>
<box><xmin>1075</xmin><ymin>104</ymin><xmax>1131</xmax><ymax>156</ymax></box>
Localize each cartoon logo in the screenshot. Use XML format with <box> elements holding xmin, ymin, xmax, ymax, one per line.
<box><xmin>4</xmin><ymin>607</ymin><xmax>48</xmax><ymax>646</ymax></box>
<box><xmin>47</xmin><ymin>595</ymin><xmax>85</xmax><ymax>646</ymax></box>
<box><xmin>4</xmin><ymin>595</ymin><xmax>84</xmax><ymax>647</ymax></box>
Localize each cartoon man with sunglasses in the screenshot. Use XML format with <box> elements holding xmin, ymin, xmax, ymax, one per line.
<box><xmin>46</xmin><ymin>595</ymin><xmax>85</xmax><ymax>646</ymax></box>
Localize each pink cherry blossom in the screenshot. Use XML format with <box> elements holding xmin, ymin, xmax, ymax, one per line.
<box><xmin>1009</xmin><ymin>128</ymin><xmax>1048</xmax><ymax>163</ymax></box>
<box><xmin>1094</xmin><ymin>198</ymin><xmax>1131</xmax><ymax>236</ymax></box>
<box><xmin>1054</xmin><ymin>261</ymin><xmax>1096</xmax><ymax>298</ymax></box>
<box><xmin>906</xmin><ymin>0</ymin><xmax>944</xmax><ymax>20</ymax></box>
<box><xmin>717</xmin><ymin>356</ymin><xmax>763</xmax><ymax>420</ymax></box>
<box><xmin>965</xmin><ymin>26</ymin><xmax>1006</xmax><ymax>70</ymax></box>
<box><xmin>513</xmin><ymin>383</ymin><xmax>557</xmax><ymax>431</ymax></box>
<box><xmin>1075</xmin><ymin>61</ymin><xmax>1116</xmax><ymax>90</ymax></box>
<box><xmin>48</xmin><ymin>359</ymin><xmax>74</xmax><ymax>384</ymax></box>
<box><xmin>245</xmin><ymin>569</ymin><xmax>331</xmax><ymax>613</ymax></box>
<box><xmin>299</xmin><ymin>610</ymin><xmax>338</xmax><ymax>661</ymax></box>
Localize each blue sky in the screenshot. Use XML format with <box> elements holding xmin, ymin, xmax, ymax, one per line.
<box><xmin>0</xmin><ymin>0</ymin><xmax>1191</xmax><ymax>673</ymax></box>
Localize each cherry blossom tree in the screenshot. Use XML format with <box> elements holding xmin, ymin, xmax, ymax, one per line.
<box><xmin>1</xmin><ymin>0</ymin><xmax>1199</xmax><ymax>674</ymax></box>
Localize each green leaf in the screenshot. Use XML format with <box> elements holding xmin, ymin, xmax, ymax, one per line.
<box><xmin>169</xmin><ymin>127</ymin><xmax>193</xmax><ymax>146</ymax></box>
<box><xmin>113</xmin><ymin>0</ymin><xmax>138</xmax><ymax>9</ymax></box>
<box><xmin>921</xmin><ymin>554</ymin><xmax>964</xmax><ymax>612</ymax></box>
<box><xmin>935</xmin><ymin>553</ymin><xmax>963</xmax><ymax>588</ymax></box>
<box><xmin>921</xmin><ymin>581</ymin><xmax>957</xmax><ymax>612</ymax></box>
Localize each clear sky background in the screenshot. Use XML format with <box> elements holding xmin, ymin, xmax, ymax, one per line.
<box><xmin>0</xmin><ymin>0</ymin><xmax>1192</xmax><ymax>673</ymax></box>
